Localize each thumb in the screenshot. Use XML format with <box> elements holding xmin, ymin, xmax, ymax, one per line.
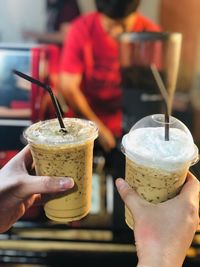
<box><xmin>21</xmin><ymin>176</ymin><xmax>74</xmax><ymax>197</ymax></box>
<box><xmin>115</xmin><ymin>178</ymin><xmax>143</xmax><ymax>214</ymax></box>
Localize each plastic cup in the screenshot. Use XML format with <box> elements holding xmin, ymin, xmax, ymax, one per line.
<box><xmin>121</xmin><ymin>114</ymin><xmax>199</xmax><ymax>229</ymax></box>
<box><xmin>24</xmin><ymin>118</ymin><xmax>98</xmax><ymax>222</ymax></box>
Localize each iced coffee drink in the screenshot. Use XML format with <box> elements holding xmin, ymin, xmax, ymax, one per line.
<box><xmin>121</xmin><ymin>114</ymin><xmax>199</xmax><ymax>229</ymax></box>
<box><xmin>25</xmin><ymin>118</ymin><xmax>98</xmax><ymax>222</ymax></box>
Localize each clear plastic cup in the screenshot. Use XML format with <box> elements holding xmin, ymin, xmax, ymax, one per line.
<box><xmin>121</xmin><ymin>114</ymin><xmax>199</xmax><ymax>229</ymax></box>
<box><xmin>24</xmin><ymin>118</ymin><xmax>98</xmax><ymax>222</ymax></box>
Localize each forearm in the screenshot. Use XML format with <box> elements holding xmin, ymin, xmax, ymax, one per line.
<box><xmin>59</xmin><ymin>74</ymin><xmax>112</xmax><ymax>145</ymax></box>
<box><xmin>63</xmin><ymin>86</ymin><xmax>104</xmax><ymax>126</ymax></box>
<box><xmin>36</xmin><ymin>32</ymin><xmax>66</xmax><ymax>44</ymax></box>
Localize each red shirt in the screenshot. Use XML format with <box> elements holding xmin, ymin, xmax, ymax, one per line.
<box><xmin>60</xmin><ymin>12</ymin><xmax>160</xmax><ymax>137</ymax></box>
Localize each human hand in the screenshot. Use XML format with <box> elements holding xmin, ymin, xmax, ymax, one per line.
<box><xmin>0</xmin><ymin>146</ymin><xmax>74</xmax><ymax>233</ymax></box>
<box><xmin>116</xmin><ymin>173</ymin><xmax>200</xmax><ymax>267</ymax></box>
<box><xmin>98</xmin><ymin>123</ymin><xmax>116</xmax><ymax>152</ymax></box>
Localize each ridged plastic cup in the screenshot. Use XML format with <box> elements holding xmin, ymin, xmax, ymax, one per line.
<box><xmin>121</xmin><ymin>114</ymin><xmax>199</xmax><ymax>229</ymax></box>
<box><xmin>24</xmin><ymin>118</ymin><xmax>98</xmax><ymax>222</ymax></box>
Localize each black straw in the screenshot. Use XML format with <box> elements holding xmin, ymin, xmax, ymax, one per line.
<box><xmin>13</xmin><ymin>70</ymin><xmax>67</xmax><ymax>133</ymax></box>
<box><xmin>150</xmin><ymin>64</ymin><xmax>169</xmax><ymax>141</ymax></box>
<box><xmin>165</xmin><ymin>113</ymin><xmax>169</xmax><ymax>141</ymax></box>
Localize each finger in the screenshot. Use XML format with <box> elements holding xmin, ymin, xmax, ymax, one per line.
<box><xmin>115</xmin><ymin>178</ymin><xmax>144</xmax><ymax>213</ymax></box>
<box><xmin>179</xmin><ymin>172</ymin><xmax>200</xmax><ymax>202</ymax></box>
<box><xmin>23</xmin><ymin>195</ymin><xmax>37</xmax><ymax>210</ymax></box>
<box><xmin>31</xmin><ymin>194</ymin><xmax>42</xmax><ymax>206</ymax></box>
<box><xmin>8</xmin><ymin>145</ymin><xmax>34</xmax><ymax>172</ymax></box>
<box><xmin>1</xmin><ymin>145</ymin><xmax>31</xmax><ymax>170</ymax></box>
<box><xmin>17</xmin><ymin>146</ymin><xmax>36</xmax><ymax>175</ymax></box>
<box><xmin>14</xmin><ymin>145</ymin><xmax>32</xmax><ymax>165</ymax></box>
<box><xmin>20</xmin><ymin>176</ymin><xmax>74</xmax><ymax>198</ymax></box>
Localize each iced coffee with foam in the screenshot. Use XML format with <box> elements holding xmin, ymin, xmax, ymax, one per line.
<box><xmin>121</xmin><ymin>114</ymin><xmax>199</xmax><ymax>229</ymax></box>
<box><xmin>24</xmin><ymin>118</ymin><xmax>98</xmax><ymax>222</ymax></box>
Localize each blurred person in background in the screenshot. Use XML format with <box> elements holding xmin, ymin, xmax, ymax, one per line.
<box><xmin>59</xmin><ymin>0</ymin><xmax>160</xmax><ymax>178</ymax></box>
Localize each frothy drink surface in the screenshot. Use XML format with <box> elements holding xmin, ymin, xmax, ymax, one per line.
<box><xmin>26</xmin><ymin>118</ymin><xmax>96</xmax><ymax>146</ymax></box>
<box><xmin>123</xmin><ymin>127</ymin><xmax>196</xmax><ymax>172</ymax></box>
<box><xmin>25</xmin><ymin>118</ymin><xmax>98</xmax><ymax>222</ymax></box>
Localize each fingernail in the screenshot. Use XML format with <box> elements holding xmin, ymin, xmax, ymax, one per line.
<box><xmin>115</xmin><ymin>178</ymin><xmax>125</xmax><ymax>190</ymax></box>
<box><xmin>59</xmin><ymin>178</ymin><xmax>74</xmax><ymax>190</ymax></box>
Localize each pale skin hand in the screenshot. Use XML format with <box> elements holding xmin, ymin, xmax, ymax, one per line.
<box><xmin>116</xmin><ymin>173</ymin><xmax>200</xmax><ymax>267</ymax></box>
<box><xmin>0</xmin><ymin>146</ymin><xmax>74</xmax><ymax>233</ymax></box>
<box><xmin>59</xmin><ymin>73</ymin><xmax>116</xmax><ymax>152</ymax></box>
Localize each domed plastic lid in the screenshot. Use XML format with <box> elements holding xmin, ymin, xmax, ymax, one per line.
<box><xmin>121</xmin><ymin>114</ymin><xmax>199</xmax><ymax>171</ymax></box>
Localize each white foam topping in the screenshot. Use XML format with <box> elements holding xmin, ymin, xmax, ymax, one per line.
<box><xmin>25</xmin><ymin>118</ymin><xmax>98</xmax><ymax>145</ymax></box>
<box><xmin>122</xmin><ymin>127</ymin><xmax>198</xmax><ymax>171</ymax></box>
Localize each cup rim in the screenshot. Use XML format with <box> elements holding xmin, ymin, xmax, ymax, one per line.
<box><xmin>24</xmin><ymin>118</ymin><xmax>98</xmax><ymax>146</ymax></box>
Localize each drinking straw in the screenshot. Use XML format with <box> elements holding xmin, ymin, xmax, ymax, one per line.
<box><xmin>13</xmin><ymin>70</ymin><xmax>67</xmax><ymax>133</ymax></box>
<box><xmin>150</xmin><ymin>64</ymin><xmax>169</xmax><ymax>141</ymax></box>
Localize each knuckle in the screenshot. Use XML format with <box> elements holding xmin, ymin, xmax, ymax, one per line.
<box><xmin>185</xmin><ymin>201</ymin><xmax>199</xmax><ymax>223</ymax></box>
<box><xmin>41</xmin><ymin>176</ymin><xmax>54</xmax><ymax>189</ymax></box>
<box><xmin>15</xmin><ymin>175</ymin><xmax>24</xmax><ymax>188</ymax></box>
<box><xmin>120</xmin><ymin>185</ymin><xmax>133</xmax><ymax>201</ymax></box>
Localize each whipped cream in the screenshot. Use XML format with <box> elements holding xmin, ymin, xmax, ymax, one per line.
<box><xmin>25</xmin><ymin>118</ymin><xmax>98</xmax><ymax>145</ymax></box>
<box><xmin>122</xmin><ymin>127</ymin><xmax>198</xmax><ymax>171</ymax></box>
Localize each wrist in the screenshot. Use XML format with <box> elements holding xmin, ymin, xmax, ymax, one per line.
<box><xmin>137</xmin><ymin>261</ymin><xmax>182</xmax><ymax>267</ymax></box>
<box><xmin>137</xmin><ymin>260</ymin><xmax>170</xmax><ymax>267</ymax></box>
<box><xmin>137</xmin><ymin>249</ymin><xmax>184</xmax><ymax>267</ymax></box>
<box><xmin>137</xmin><ymin>257</ymin><xmax>168</xmax><ymax>267</ymax></box>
